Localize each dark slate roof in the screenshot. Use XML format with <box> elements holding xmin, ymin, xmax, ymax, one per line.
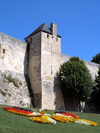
<box><xmin>25</xmin><ymin>23</ymin><xmax>61</xmax><ymax>39</ymax></box>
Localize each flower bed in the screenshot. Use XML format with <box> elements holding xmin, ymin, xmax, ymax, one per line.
<box><xmin>74</xmin><ymin>119</ymin><xmax>98</xmax><ymax>126</ymax></box>
<box><xmin>52</xmin><ymin>113</ymin><xmax>98</xmax><ymax>126</ymax></box>
<box><xmin>52</xmin><ymin>113</ymin><xmax>75</xmax><ymax>123</ymax></box>
<box><xmin>58</xmin><ymin>112</ymin><xmax>79</xmax><ymax>119</ymax></box>
<box><xmin>3</xmin><ymin>107</ymin><xmax>98</xmax><ymax>126</ymax></box>
<box><xmin>29</xmin><ymin>115</ymin><xmax>56</xmax><ymax>124</ymax></box>
<box><xmin>3</xmin><ymin>107</ymin><xmax>42</xmax><ymax>117</ymax></box>
<box><xmin>52</xmin><ymin>115</ymin><xmax>69</xmax><ymax>123</ymax></box>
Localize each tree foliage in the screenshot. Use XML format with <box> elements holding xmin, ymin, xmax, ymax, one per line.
<box><xmin>91</xmin><ymin>53</ymin><xmax>100</xmax><ymax>64</ymax></box>
<box><xmin>60</xmin><ymin>57</ymin><xmax>93</xmax><ymax>107</ymax></box>
<box><xmin>95</xmin><ymin>66</ymin><xmax>100</xmax><ymax>90</ymax></box>
<box><xmin>93</xmin><ymin>65</ymin><xmax>100</xmax><ymax>108</ymax></box>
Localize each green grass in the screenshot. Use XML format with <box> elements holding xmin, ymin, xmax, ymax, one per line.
<box><xmin>0</xmin><ymin>105</ymin><xmax>100</xmax><ymax>133</ymax></box>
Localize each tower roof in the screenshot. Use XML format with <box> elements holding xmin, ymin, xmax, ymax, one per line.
<box><xmin>25</xmin><ymin>23</ymin><xmax>61</xmax><ymax>39</ymax></box>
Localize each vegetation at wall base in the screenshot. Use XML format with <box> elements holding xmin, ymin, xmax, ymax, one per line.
<box><xmin>60</xmin><ymin>57</ymin><xmax>93</xmax><ymax>111</ymax></box>
<box><xmin>2</xmin><ymin>72</ymin><xmax>19</xmax><ymax>88</ymax></box>
<box><xmin>0</xmin><ymin>105</ymin><xmax>100</xmax><ymax>133</ymax></box>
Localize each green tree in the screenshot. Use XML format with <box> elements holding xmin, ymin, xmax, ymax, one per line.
<box><xmin>95</xmin><ymin>66</ymin><xmax>100</xmax><ymax>89</ymax></box>
<box><xmin>93</xmin><ymin>65</ymin><xmax>100</xmax><ymax>109</ymax></box>
<box><xmin>60</xmin><ymin>57</ymin><xmax>93</xmax><ymax>111</ymax></box>
<box><xmin>91</xmin><ymin>53</ymin><xmax>100</xmax><ymax>64</ymax></box>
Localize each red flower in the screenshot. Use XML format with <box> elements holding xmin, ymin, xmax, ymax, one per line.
<box><xmin>59</xmin><ymin>112</ymin><xmax>79</xmax><ymax>119</ymax></box>
<box><xmin>3</xmin><ymin>107</ymin><xmax>33</xmax><ymax>116</ymax></box>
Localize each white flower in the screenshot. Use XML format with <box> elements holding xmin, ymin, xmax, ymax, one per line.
<box><xmin>43</xmin><ymin>113</ymin><xmax>51</xmax><ymax>117</ymax></box>
<box><xmin>75</xmin><ymin>120</ymin><xmax>90</xmax><ymax>126</ymax></box>
<box><xmin>47</xmin><ymin>118</ymin><xmax>56</xmax><ymax>124</ymax></box>
<box><xmin>39</xmin><ymin>109</ymin><xmax>44</xmax><ymax>112</ymax></box>
<box><xmin>29</xmin><ymin>112</ymin><xmax>41</xmax><ymax>116</ymax></box>
<box><xmin>54</xmin><ymin>113</ymin><xmax>72</xmax><ymax>117</ymax></box>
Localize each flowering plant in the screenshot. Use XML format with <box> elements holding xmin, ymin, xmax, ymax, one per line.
<box><xmin>3</xmin><ymin>107</ymin><xmax>42</xmax><ymax>117</ymax></box>
<box><xmin>29</xmin><ymin>115</ymin><xmax>56</xmax><ymax>124</ymax></box>
<box><xmin>52</xmin><ymin>113</ymin><xmax>98</xmax><ymax>126</ymax></box>
<box><xmin>52</xmin><ymin>113</ymin><xmax>75</xmax><ymax>123</ymax></box>
<box><xmin>74</xmin><ymin>119</ymin><xmax>98</xmax><ymax>126</ymax></box>
<box><xmin>44</xmin><ymin>109</ymin><xmax>48</xmax><ymax>111</ymax></box>
<box><xmin>41</xmin><ymin>111</ymin><xmax>46</xmax><ymax>114</ymax></box>
<box><xmin>3</xmin><ymin>106</ymin><xmax>98</xmax><ymax>126</ymax></box>
<box><xmin>61</xmin><ymin>112</ymin><xmax>79</xmax><ymax>119</ymax></box>
<box><xmin>43</xmin><ymin>113</ymin><xmax>51</xmax><ymax>117</ymax></box>
<box><xmin>39</xmin><ymin>108</ymin><xmax>48</xmax><ymax>112</ymax></box>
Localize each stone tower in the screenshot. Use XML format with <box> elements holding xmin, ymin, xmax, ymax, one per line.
<box><xmin>25</xmin><ymin>23</ymin><xmax>65</xmax><ymax>110</ymax></box>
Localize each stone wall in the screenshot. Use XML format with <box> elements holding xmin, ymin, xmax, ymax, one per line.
<box><xmin>0</xmin><ymin>32</ymin><xmax>27</xmax><ymax>74</ymax></box>
<box><xmin>41</xmin><ymin>32</ymin><xmax>65</xmax><ymax>110</ymax></box>
<box><xmin>61</xmin><ymin>54</ymin><xmax>99</xmax><ymax>80</ymax></box>
<box><xmin>0</xmin><ymin>70</ymin><xmax>31</xmax><ymax>107</ymax></box>
<box><xmin>0</xmin><ymin>32</ymin><xmax>31</xmax><ymax>107</ymax></box>
<box><xmin>26</xmin><ymin>32</ymin><xmax>42</xmax><ymax>108</ymax></box>
<box><xmin>0</xmin><ymin>29</ymin><xmax>99</xmax><ymax>111</ymax></box>
<box><xmin>61</xmin><ymin>54</ymin><xmax>99</xmax><ymax>112</ymax></box>
<box><xmin>26</xmin><ymin>30</ymin><xmax>65</xmax><ymax>110</ymax></box>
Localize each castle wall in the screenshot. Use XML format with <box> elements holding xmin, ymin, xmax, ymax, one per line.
<box><xmin>1</xmin><ymin>23</ymin><xmax>99</xmax><ymax>111</ymax></box>
<box><xmin>0</xmin><ymin>32</ymin><xmax>27</xmax><ymax>74</ymax></box>
<box><xmin>27</xmin><ymin>32</ymin><xmax>41</xmax><ymax>108</ymax></box>
<box><xmin>0</xmin><ymin>70</ymin><xmax>31</xmax><ymax>107</ymax></box>
<box><xmin>61</xmin><ymin>54</ymin><xmax>99</xmax><ymax>80</ymax></box>
<box><xmin>0</xmin><ymin>32</ymin><xmax>31</xmax><ymax>107</ymax></box>
<box><xmin>61</xmin><ymin>54</ymin><xmax>99</xmax><ymax>112</ymax></box>
<box><xmin>41</xmin><ymin>32</ymin><xmax>65</xmax><ymax>110</ymax></box>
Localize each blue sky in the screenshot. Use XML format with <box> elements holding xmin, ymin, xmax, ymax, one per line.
<box><xmin>0</xmin><ymin>0</ymin><xmax>100</xmax><ymax>61</ymax></box>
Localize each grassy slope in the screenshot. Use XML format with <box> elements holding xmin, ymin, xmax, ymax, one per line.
<box><xmin>0</xmin><ymin>105</ymin><xmax>100</xmax><ymax>133</ymax></box>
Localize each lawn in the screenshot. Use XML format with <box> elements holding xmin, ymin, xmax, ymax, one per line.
<box><xmin>0</xmin><ymin>105</ymin><xmax>100</xmax><ymax>133</ymax></box>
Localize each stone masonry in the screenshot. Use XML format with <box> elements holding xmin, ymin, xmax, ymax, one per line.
<box><xmin>61</xmin><ymin>54</ymin><xmax>99</xmax><ymax>80</ymax></box>
<box><xmin>41</xmin><ymin>28</ymin><xmax>64</xmax><ymax>110</ymax></box>
<box><xmin>0</xmin><ymin>32</ymin><xmax>31</xmax><ymax>107</ymax></box>
<box><xmin>25</xmin><ymin>23</ymin><xmax>65</xmax><ymax>110</ymax></box>
<box><xmin>0</xmin><ymin>23</ymin><xmax>99</xmax><ymax>110</ymax></box>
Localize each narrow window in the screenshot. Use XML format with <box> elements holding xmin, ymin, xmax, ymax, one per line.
<box><xmin>31</xmin><ymin>38</ymin><xmax>32</xmax><ymax>43</ymax></box>
<box><xmin>56</xmin><ymin>38</ymin><xmax>58</xmax><ymax>42</ymax></box>
<box><xmin>26</xmin><ymin>40</ymin><xmax>28</xmax><ymax>43</ymax></box>
<box><xmin>3</xmin><ymin>49</ymin><xmax>5</xmax><ymax>53</ymax></box>
<box><xmin>0</xmin><ymin>43</ymin><xmax>1</xmax><ymax>57</ymax></box>
<box><xmin>51</xmin><ymin>66</ymin><xmax>53</xmax><ymax>75</ymax></box>
<box><xmin>47</xmin><ymin>34</ymin><xmax>49</xmax><ymax>38</ymax></box>
<box><xmin>52</xmin><ymin>36</ymin><xmax>54</xmax><ymax>39</ymax></box>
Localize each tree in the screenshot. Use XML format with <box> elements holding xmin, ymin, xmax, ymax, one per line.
<box><xmin>93</xmin><ymin>65</ymin><xmax>100</xmax><ymax>109</ymax></box>
<box><xmin>60</xmin><ymin>57</ymin><xmax>93</xmax><ymax>111</ymax></box>
<box><xmin>91</xmin><ymin>53</ymin><xmax>100</xmax><ymax>64</ymax></box>
<box><xmin>95</xmin><ymin>65</ymin><xmax>100</xmax><ymax>89</ymax></box>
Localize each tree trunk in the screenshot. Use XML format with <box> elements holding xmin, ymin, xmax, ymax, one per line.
<box><xmin>74</xmin><ymin>98</ymin><xmax>76</xmax><ymax>111</ymax></box>
<box><xmin>79</xmin><ymin>98</ymin><xmax>81</xmax><ymax>112</ymax></box>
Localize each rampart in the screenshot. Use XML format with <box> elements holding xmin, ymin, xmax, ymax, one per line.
<box><xmin>0</xmin><ymin>23</ymin><xmax>99</xmax><ymax>111</ymax></box>
<box><xmin>61</xmin><ymin>54</ymin><xmax>99</xmax><ymax>80</ymax></box>
<box><xmin>61</xmin><ymin>54</ymin><xmax>99</xmax><ymax>112</ymax></box>
<box><xmin>0</xmin><ymin>32</ymin><xmax>27</xmax><ymax>74</ymax></box>
<box><xmin>0</xmin><ymin>32</ymin><xmax>31</xmax><ymax>107</ymax></box>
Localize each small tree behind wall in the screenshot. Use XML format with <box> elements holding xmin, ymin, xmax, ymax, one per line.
<box><xmin>60</xmin><ymin>57</ymin><xmax>93</xmax><ymax>111</ymax></box>
<box><xmin>91</xmin><ymin>53</ymin><xmax>100</xmax><ymax>64</ymax></box>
